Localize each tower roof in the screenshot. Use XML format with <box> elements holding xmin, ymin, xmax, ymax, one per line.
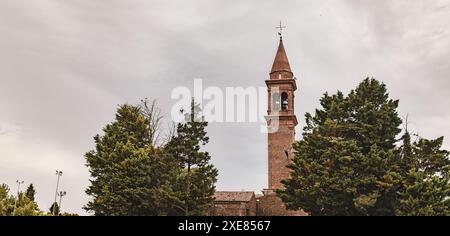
<box><xmin>270</xmin><ymin>38</ymin><xmax>292</xmax><ymax>75</ymax></box>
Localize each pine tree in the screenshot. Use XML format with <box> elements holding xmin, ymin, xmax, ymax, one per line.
<box><xmin>0</xmin><ymin>184</ymin><xmax>42</xmax><ymax>216</ymax></box>
<box><xmin>84</xmin><ymin>104</ymin><xmax>181</xmax><ymax>215</ymax></box>
<box><xmin>25</xmin><ymin>184</ymin><xmax>36</xmax><ymax>201</ymax></box>
<box><xmin>9</xmin><ymin>192</ymin><xmax>41</xmax><ymax>216</ymax></box>
<box><xmin>397</xmin><ymin>133</ymin><xmax>450</xmax><ymax>215</ymax></box>
<box><xmin>49</xmin><ymin>202</ymin><xmax>60</xmax><ymax>215</ymax></box>
<box><xmin>0</xmin><ymin>184</ymin><xmax>15</xmax><ymax>216</ymax></box>
<box><xmin>165</xmin><ymin>98</ymin><xmax>218</xmax><ymax>216</ymax></box>
<box><xmin>278</xmin><ymin>78</ymin><xmax>405</xmax><ymax>215</ymax></box>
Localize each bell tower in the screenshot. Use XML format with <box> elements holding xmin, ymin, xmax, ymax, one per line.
<box><xmin>265</xmin><ymin>36</ymin><xmax>298</xmax><ymax>190</ymax></box>
<box><xmin>211</xmin><ymin>30</ymin><xmax>306</xmax><ymax>216</ymax></box>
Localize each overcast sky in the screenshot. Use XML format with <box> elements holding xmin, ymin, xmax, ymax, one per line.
<box><xmin>1</xmin><ymin>0</ymin><xmax>449</xmax><ymax>215</ymax></box>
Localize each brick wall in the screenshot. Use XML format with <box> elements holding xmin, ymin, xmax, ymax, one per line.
<box><xmin>257</xmin><ymin>191</ymin><xmax>307</xmax><ymax>216</ymax></box>
<box><xmin>208</xmin><ymin>195</ymin><xmax>257</xmax><ymax>216</ymax></box>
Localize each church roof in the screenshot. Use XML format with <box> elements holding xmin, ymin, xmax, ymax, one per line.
<box><xmin>270</xmin><ymin>38</ymin><xmax>292</xmax><ymax>74</ymax></box>
<box><xmin>213</xmin><ymin>191</ymin><xmax>255</xmax><ymax>202</ymax></box>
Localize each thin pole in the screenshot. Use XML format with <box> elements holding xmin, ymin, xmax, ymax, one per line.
<box><xmin>58</xmin><ymin>191</ymin><xmax>66</xmax><ymax>216</ymax></box>
<box><xmin>53</xmin><ymin>170</ymin><xmax>63</xmax><ymax>216</ymax></box>
<box><xmin>12</xmin><ymin>180</ymin><xmax>24</xmax><ymax>216</ymax></box>
<box><xmin>276</xmin><ymin>21</ymin><xmax>286</xmax><ymax>38</ymax></box>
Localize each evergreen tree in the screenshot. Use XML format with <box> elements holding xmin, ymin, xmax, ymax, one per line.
<box><xmin>0</xmin><ymin>184</ymin><xmax>42</xmax><ymax>216</ymax></box>
<box><xmin>166</xmin><ymin>99</ymin><xmax>218</xmax><ymax>216</ymax></box>
<box><xmin>85</xmin><ymin>104</ymin><xmax>181</xmax><ymax>215</ymax></box>
<box><xmin>0</xmin><ymin>184</ymin><xmax>15</xmax><ymax>216</ymax></box>
<box><xmin>13</xmin><ymin>194</ymin><xmax>41</xmax><ymax>216</ymax></box>
<box><xmin>25</xmin><ymin>184</ymin><xmax>36</xmax><ymax>201</ymax></box>
<box><xmin>396</xmin><ymin>133</ymin><xmax>450</xmax><ymax>215</ymax></box>
<box><xmin>278</xmin><ymin>78</ymin><xmax>450</xmax><ymax>215</ymax></box>
<box><xmin>49</xmin><ymin>202</ymin><xmax>60</xmax><ymax>216</ymax></box>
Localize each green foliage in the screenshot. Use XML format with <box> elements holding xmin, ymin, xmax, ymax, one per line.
<box><xmin>165</xmin><ymin>99</ymin><xmax>218</xmax><ymax>216</ymax></box>
<box><xmin>59</xmin><ymin>212</ymin><xmax>79</xmax><ymax>216</ymax></box>
<box><xmin>85</xmin><ymin>104</ymin><xmax>182</xmax><ymax>215</ymax></box>
<box><xmin>278</xmin><ymin>78</ymin><xmax>450</xmax><ymax>215</ymax></box>
<box><xmin>14</xmin><ymin>193</ymin><xmax>42</xmax><ymax>216</ymax></box>
<box><xmin>396</xmin><ymin>134</ymin><xmax>450</xmax><ymax>215</ymax></box>
<box><xmin>0</xmin><ymin>184</ymin><xmax>42</xmax><ymax>216</ymax></box>
<box><xmin>49</xmin><ymin>202</ymin><xmax>60</xmax><ymax>215</ymax></box>
<box><xmin>0</xmin><ymin>184</ymin><xmax>14</xmax><ymax>216</ymax></box>
<box><xmin>85</xmin><ymin>101</ymin><xmax>218</xmax><ymax>215</ymax></box>
<box><xmin>25</xmin><ymin>184</ymin><xmax>36</xmax><ymax>201</ymax></box>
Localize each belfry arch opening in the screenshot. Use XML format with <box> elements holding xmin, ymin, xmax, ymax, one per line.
<box><xmin>281</xmin><ymin>92</ymin><xmax>288</xmax><ymax>110</ymax></box>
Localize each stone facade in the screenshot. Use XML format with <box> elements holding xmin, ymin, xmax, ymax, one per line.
<box><xmin>208</xmin><ymin>191</ymin><xmax>257</xmax><ymax>216</ymax></box>
<box><xmin>256</xmin><ymin>190</ymin><xmax>307</xmax><ymax>216</ymax></box>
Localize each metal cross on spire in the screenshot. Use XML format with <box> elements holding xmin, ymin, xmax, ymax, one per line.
<box><xmin>276</xmin><ymin>21</ymin><xmax>286</xmax><ymax>39</ymax></box>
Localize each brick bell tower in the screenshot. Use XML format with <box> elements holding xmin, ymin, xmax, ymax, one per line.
<box><xmin>265</xmin><ymin>35</ymin><xmax>298</xmax><ymax>191</ymax></box>
<box><xmin>256</xmin><ymin>35</ymin><xmax>305</xmax><ymax>216</ymax></box>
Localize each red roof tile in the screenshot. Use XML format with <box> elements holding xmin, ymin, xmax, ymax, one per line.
<box><xmin>214</xmin><ymin>191</ymin><xmax>255</xmax><ymax>202</ymax></box>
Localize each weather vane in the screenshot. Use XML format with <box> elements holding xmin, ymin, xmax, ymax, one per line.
<box><xmin>276</xmin><ymin>21</ymin><xmax>286</xmax><ymax>39</ymax></box>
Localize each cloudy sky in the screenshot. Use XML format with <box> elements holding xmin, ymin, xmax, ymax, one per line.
<box><xmin>1</xmin><ymin>0</ymin><xmax>449</xmax><ymax>215</ymax></box>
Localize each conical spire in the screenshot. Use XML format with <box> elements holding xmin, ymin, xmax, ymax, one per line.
<box><xmin>270</xmin><ymin>38</ymin><xmax>292</xmax><ymax>75</ymax></box>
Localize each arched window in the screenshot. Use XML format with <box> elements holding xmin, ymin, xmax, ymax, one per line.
<box><xmin>281</xmin><ymin>92</ymin><xmax>288</xmax><ymax>110</ymax></box>
<box><xmin>272</xmin><ymin>92</ymin><xmax>280</xmax><ymax>112</ymax></box>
